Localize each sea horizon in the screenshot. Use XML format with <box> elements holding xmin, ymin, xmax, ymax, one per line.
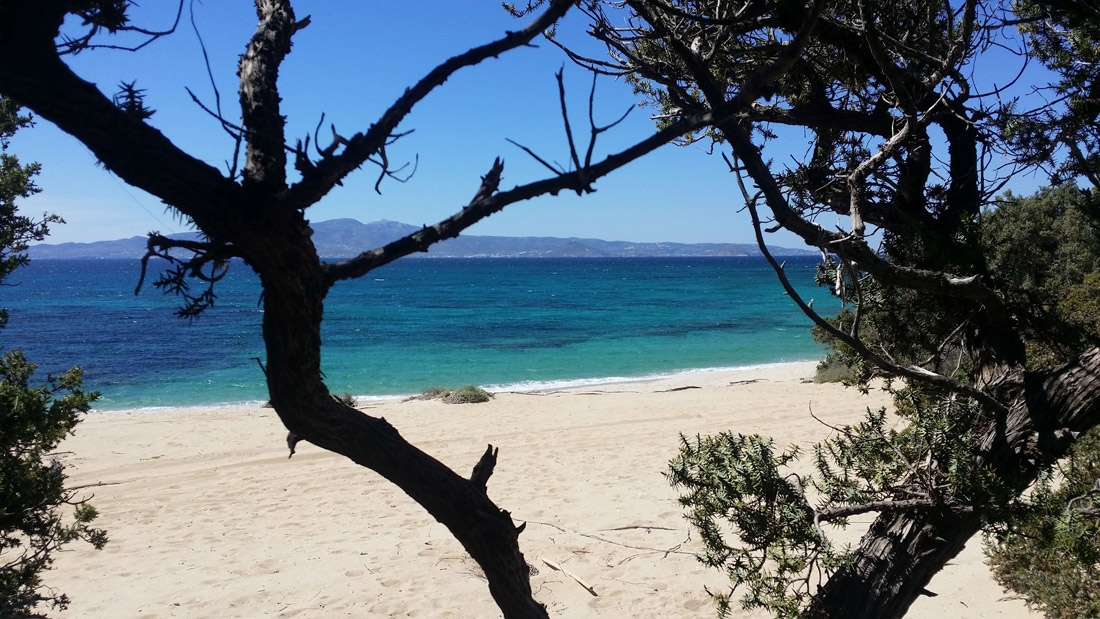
<box><xmin>2</xmin><ymin>256</ymin><xmax>836</xmax><ymax>411</ymax></box>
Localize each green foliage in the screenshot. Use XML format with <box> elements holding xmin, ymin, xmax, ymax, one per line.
<box><xmin>669</xmin><ymin>397</ymin><xmax>1005</xmax><ymax>617</ymax></box>
<box><xmin>984</xmin><ymin>186</ymin><xmax>1100</xmax><ymax>300</ymax></box>
<box><xmin>986</xmin><ymin>427</ymin><xmax>1100</xmax><ymax>619</ymax></box>
<box><xmin>1060</xmin><ymin>272</ymin><xmax>1100</xmax><ymax>339</ymax></box>
<box><xmin>0</xmin><ymin>97</ymin><xmax>59</xmax><ymax>330</ymax></box>
<box><xmin>818</xmin><ymin>396</ymin><xmax>1004</xmax><ymax>514</ymax></box>
<box><xmin>0</xmin><ymin>351</ymin><xmax>104</xmax><ymax>616</ymax></box>
<box><xmin>668</xmin><ymin>433</ymin><xmax>833</xmax><ymax>617</ymax></box>
<box><xmin>982</xmin><ymin>185</ymin><xmax>1100</xmax><ymax>368</ymax></box>
<box><xmin>811</xmin><ymin>354</ymin><xmax>856</xmax><ymax>384</ymax></box>
<box><xmin>1003</xmin><ymin>1</ymin><xmax>1100</xmax><ymax>185</ymax></box>
<box><xmin>980</xmin><ymin>186</ymin><xmax>1100</xmax><ymax>617</ymax></box>
<box><xmin>0</xmin><ymin>97</ymin><xmax>104</xmax><ymax>617</ymax></box>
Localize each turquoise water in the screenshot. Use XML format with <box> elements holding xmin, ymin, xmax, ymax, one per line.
<box><xmin>0</xmin><ymin>257</ymin><xmax>836</xmax><ymax>410</ymax></box>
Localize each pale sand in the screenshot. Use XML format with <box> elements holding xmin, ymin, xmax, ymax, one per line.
<box><xmin>45</xmin><ymin>363</ymin><xmax>1035</xmax><ymax>618</ymax></box>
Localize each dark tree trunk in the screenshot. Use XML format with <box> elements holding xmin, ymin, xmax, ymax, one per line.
<box><xmin>234</xmin><ymin>214</ymin><xmax>548</xmax><ymax>619</ymax></box>
<box><xmin>806</xmin><ymin>511</ymin><xmax>982</xmax><ymax>619</ymax></box>
<box><xmin>804</xmin><ymin>347</ymin><xmax>1100</xmax><ymax>619</ymax></box>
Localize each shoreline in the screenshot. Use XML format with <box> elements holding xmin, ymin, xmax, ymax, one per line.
<box><xmin>49</xmin><ymin>364</ymin><xmax>1033</xmax><ymax>618</ymax></box>
<box><xmin>89</xmin><ymin>358</ymin><xmax>824</xmax><ymax>413</ymax></box>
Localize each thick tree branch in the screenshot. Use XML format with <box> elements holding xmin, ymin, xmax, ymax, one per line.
<box><xmin>239</xmin><ymin>0</ymin><xmax>299</xmax><ymax>193</ymax></box>
<box><xmin>0</xmin><ymin>4</ymin><xmax>243</xmax><ymax>235</ymax></box>
<box><xmin>847</xmin><ymin>120</ymin><xmax>912</xmax><ymax>237</ymax></box>
<box><xmin>980</xmin><ymin>347</ymin><xmax>1100</xmax><ymax>476</ymax></box>
<box><xmin>741</xmin><ymin>102</ymin><xmax>894</xmax><ymax>137</ymax></box>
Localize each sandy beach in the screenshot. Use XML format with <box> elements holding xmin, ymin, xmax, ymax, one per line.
<box><xmin>45</xmin><ymin>363</ymin><xmax>1034</xmax><ymax>618</ymax></box>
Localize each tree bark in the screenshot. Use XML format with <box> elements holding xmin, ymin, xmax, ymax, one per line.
<box><xmin>803</xmin><ymin>347</ymin><xmax>1100</xmax><ymax>619</ymax></box>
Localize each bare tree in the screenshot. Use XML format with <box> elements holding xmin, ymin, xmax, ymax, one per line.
<box><xmin>0</xmin><ymin>2</ymin><xmax>735</xmax><ymax>617</ymax></box>
<box><xmin>551</xmin><ymin>0</ymin><xmax>1100</xmax><ymax>616</ymax></box>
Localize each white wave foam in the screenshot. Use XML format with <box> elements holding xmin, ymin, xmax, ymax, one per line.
<box><xmin>483</xmin><ymin>360</ymin><xmax>816</xmax><ymax>393</ymax></box>
<box><xmin>91</xmin><ymin>360</ymin><xmax>819</xmax><ymax>412</ymax></box>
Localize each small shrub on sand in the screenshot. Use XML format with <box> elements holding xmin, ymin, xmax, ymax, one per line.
<box><xmin>335</xmin><ymin>392</ymin><xmax>358</xmax><ymax>407</ymax></box>
<box><xmin>443</xmin><ymin>385</ymin><xmax>493</xmax><ymax>404</ymax></box>
<box><xmin>409</xmin><ymin>385</ymin><xmax>493</xmax><ymax>404</ymax></box>
<box><xmin>812</xmin><ymin>355</ymin><xmax>857</xmax><ymax>384</ymax></box>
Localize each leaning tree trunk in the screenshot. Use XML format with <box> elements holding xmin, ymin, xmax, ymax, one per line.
<box><xmin>235</xmin><ymin>214</ymin><xmax>548</xmax><ymax>619</ymax></box>
<box><xmin>804</xmin><ymin>347</ymin><xmax>1100</xmax><ymax>619</ymax></box>
<box><xmin>805</xmin><ymin>510</ymin><xmax>984</xmax><ymax>618</ymax></box>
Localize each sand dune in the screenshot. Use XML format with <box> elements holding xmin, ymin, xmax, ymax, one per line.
<box><xmin>46</xmin><ymin>363</ymin><xmax>1034</xmax><ymax>617</ymax></box>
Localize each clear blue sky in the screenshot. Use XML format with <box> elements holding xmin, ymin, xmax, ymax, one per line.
<box><xmin>10</xmin><ymin>2</ymin><xmax>1049</xmax><ymax>247</ymax></box>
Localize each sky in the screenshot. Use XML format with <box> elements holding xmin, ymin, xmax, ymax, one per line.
<box><xmin>9</xmin><ymin>1</ymin><xmax>1052</xmax><ymax>247</ymax></box>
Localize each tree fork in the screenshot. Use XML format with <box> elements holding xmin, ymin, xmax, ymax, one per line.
<box><xmin>239</xmin><ymin>218</ymin><xmax>547</xmax><ymax>618</ymax></box>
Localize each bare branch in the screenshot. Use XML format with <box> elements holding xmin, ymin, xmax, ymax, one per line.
<box><xmin>135</xmin><ymin>233</ymin><xmax>239</xmax><ymax>320</ymax></box>
<box><xmin>188</xmin><ymin>0</ymin><xmax>244</xmax><ymax>177</ymax></box>
<box><xmin>557</xmin><ymin>69</ymin><xmax>584</xmax><ymax>176</ymax></box>
<box><xmin>58</xmin><ymin>1</ymin><xmax>185</xmax><ymax>55</ymax></box>
<box><xmin>584</xmin><ymin>74</ymin><xmax>634</xmax><ymax>168</ymax></box>
<box><xmin>0</xmin><ymin>8</ymin><xmax>243</xmax><ymax>233</ymax></box>
<box><xmin>506</xmin><ymin>138</ymin><xmax>564</xmax><ymax>175</ymax></box>
<box><xmin>322</xmin><ymin>104</ymin><xmax>718</xmax><ymax>285</ymax></box>
<box><xmin>279</xmin><ymin>0</ymin><xmax>574</xmax><ymax>210</ymax></box>
<box><xmin>815</xmin><ymin>498</ymin><xmax>975</xmax><ymax>524</ymax></box>
<box><xmin>185</xmin><ymin>87</ymin><xmax>244</xmax><ymax>139</ymax></box>
<box><xmin>470</xmin><ymin>445</ymin><xmax>500</xmax><ymax>492</ymax></box>
<box><xmin>743</xmin><ymin>194</ymin><xmax>1009</xmax><ymax>415</ymax></box>
<box><xmin>721</xmin><ymin>119</ymin><xmax>1008</xmax><ymax>310</ymax></box>
<box><xmin>847</xmin><ymin>120</ymin><xmax>912</xmax><ymax>237</ymax></box>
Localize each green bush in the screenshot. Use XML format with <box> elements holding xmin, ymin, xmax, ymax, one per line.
<box><xmin>985</xmin><ymin>427</ymin><xmax>1100</xmax><ymax>619</ymax></box>
<box><xmin>0</xmin><ymin>351</ymin><xmax>104</xmax><ymax>616</ymax></box>
<box><xmin>410</xmin><ymin>385</ymin><xmax>493</xmax><ymax>404</ymax></box>
<box><xmin>443</xmin><ymin>385</ymin><xmax>493</xmax><ymax>404</ymax></box>
<box><xmin>812</xmin><ymin>354</ymin><xmax>857</xmax><ymax>384</ymax></box>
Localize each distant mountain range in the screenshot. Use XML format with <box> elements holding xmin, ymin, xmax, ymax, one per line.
<box><xmin>27</xmin><ymin>218</ymin><xmax>815</xmax><ymax>260</ymax></box>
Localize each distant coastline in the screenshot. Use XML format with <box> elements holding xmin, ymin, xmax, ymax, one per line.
<box><xmin>27</xmin><ymin>218</ymin><xmax>818</xmax><ymax>260</ymax></box>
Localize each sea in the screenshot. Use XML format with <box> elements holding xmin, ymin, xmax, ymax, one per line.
<box><xmin>0</xmin><ymin>256</ymin><xmax>837</xmax><ymax>411</ymax></box>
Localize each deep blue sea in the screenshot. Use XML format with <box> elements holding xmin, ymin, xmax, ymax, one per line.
<box><xmin>0</xmin><ymin>257</ymin><xmax>836</xmax><ymax>411</ymax></box>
